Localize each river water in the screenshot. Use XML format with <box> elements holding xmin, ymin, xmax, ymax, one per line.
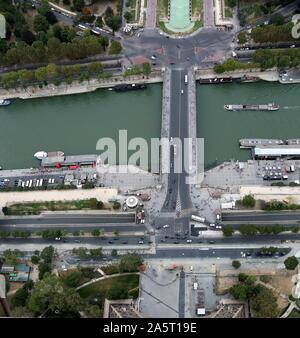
<box><xmin>0</xmin><ymin>85</ymin><xmax>162</xmax><ymax>169</ymax></box>
<box><xmin>197</xmin><ymin>81</ymin><xmax>300</xmax><ymax>169</ymax></box>
<box><xmin>1</xmin><ymin>81</ymin><xmax>300</xmax><ymax>170</ymax></box>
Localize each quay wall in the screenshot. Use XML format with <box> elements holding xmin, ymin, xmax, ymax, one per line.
<box><xmin>0</xmin><ymin>72</ymin><xmax>164</xmax><ymax>100</ymax></box>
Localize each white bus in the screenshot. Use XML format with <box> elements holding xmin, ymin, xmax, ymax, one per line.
<box><xmin>184</xmin><ymin>74</ymin><xmax>188</xmax><ymax>84</ymax></box>
<box><xmin>191</xmin><ymin>215</ymin><xmax>205</xmax><ymax>223</ymax></box>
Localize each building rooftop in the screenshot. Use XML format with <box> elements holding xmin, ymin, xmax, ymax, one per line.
<box><xmin>255</xmin><ymin>145</ymin><xmax>300</xmax><ymax>157</ymax></box>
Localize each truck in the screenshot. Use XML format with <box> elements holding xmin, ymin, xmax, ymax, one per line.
<box><xmin>184</xmin><ymin>74</ymin><xmax>188</xmax><ymax>84</ymax></box>
<box><xmin>191</xmin><ymin>215</ymin><xmax>205</xmax><ymax>223</ymax></box>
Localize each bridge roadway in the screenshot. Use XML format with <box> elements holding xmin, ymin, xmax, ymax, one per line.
<box><xmin>157</xmin><ymin>67</ymin><xmax>194</xmax><ymax>233</ymax></box>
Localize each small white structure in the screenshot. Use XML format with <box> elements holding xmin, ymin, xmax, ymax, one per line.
<box><xmin>126</xmin><ymin>195</ymin><xmax>138</xmax><ymax>208</ymax></box>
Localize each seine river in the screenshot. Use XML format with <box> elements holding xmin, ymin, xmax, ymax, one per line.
<box><xmin>0</xmin><ymin>85</ymin><xmax>162</xmax><ymax>169</ymax></box>
<box><xmin>1</xmin><ymin>81</ymin><xmax>300</xmax><ymax>170</ymax></box>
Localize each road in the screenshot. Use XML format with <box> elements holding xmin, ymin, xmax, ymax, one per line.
<box><xmin>222</xmin><ymin>211</ymin><xmax>300</xmax><ymax>223</ymax></box>
<box><xmin>0</xmin><ymin>213</ymin><xmax>136</xmax><ymax>226</ymax></box>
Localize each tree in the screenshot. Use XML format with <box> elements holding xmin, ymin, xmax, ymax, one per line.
<box><xmin>109</xmin><ymin>40</ymin><xmax>122</xmax><ymax>54</ymax></box>
<box><xmin>106</xmin><ymin>285</ymin><xmax>128</xmax><ymax>300</ymax></box>
<box><xmin>86</xmin><ymin>62</ymin><xmax>103</xmax><ymax>75</ymax></box>
<box><xmin>89</xmin><ymin>248</ymin><xmax>102</xmax><ymax>258</ymax></box>
<box><xmin>269</xmin><ymin>14</ymin><xmax>284</xmax><ymax>26</ymax></box>
<box><xmin>124</xmin><ymin>11</ymin><xmax>133</xmax><ymax>22</ymax></box>
<box><xmin>18</xmin><ymin>69</ymin><xmax>33</xmax><ymax>87</ymax></box>
<box><xmin>250</xmin><ymin>285</ymin><xmax>279</xmax><ymax>318</ymax></box>
<box><xmin>119</xmin><ymin>253</ymin><xmax>143</xmax><ymax>272</ymax></box>
<box><xmin>37</xmin><ymin>0</ymin><xmax>51</xmax><ymax>16</ymax></box>
<box><xmin>142</xmin><ymin>62</ymin><xmax>151</xmax><ymax>76</ymax></box>
<box><xmin>46</xmin><ymin>63</ymin><xmax>58</xmax><ymax>80</ymax></box>
<box><xmin>28</xmin><ymin>274</ymin><xmax>84</xmax><ymax>315</ymax></box>
<box><xmin>222</xmin><ymin>225</ymin><xmax>234</xmax><ymax>237</ymax></box>
<box><xmin>73</xmin><ymin>0</ymin><xmax>85</xmax><ymax>12</ymax></box>
<box><xmin>239</xmin><ymin>224</ymin><xmax>258</xmax><ymax>236</ymax></box>
<box><xmin>241</xmin><ymin>195</ymin><xmax>256</xmax><ymax>208</ymax></box>
<box><xmin>106</xmin><ymin>15</ymin><xmax>122</xmax><ymax>32</ymax></box>
<box><xmin>62</xmin><ymin>269</ymin><xmax>82</xmax><ymax>287</ymax></box>
<box><xmin>11</xmin><ymin>306</ymin><xmax>34</xmax><ymax>318</ymax></box>
<box><xmin>31</xmin><ymin>255</ymin><xmax>40</xmax><ymax>265</ymax></box>
<box><xmin>284</xmin><ymin>256</ymin><xmax>299</xmax><ymax>270</ymax></box>
<box><xmin>33</xmin><ymin>14</ymin><xmax>49</xmax><ymax>33</ymax></box>
<box><xmin>91</xmin><ymin>229</ymin><xmax>100</xmax><ymax>236</ymax></box>
<box><xmin>35</xmin><ymin>67</ymin><xmax>47</xmax><ymax>82</ymax></box>
<box><xmin>237</xmin><ymin>32</ymin><xmax>247</xmax><ymax>45</ymax></box>
<box><xmin>38</xmin><ymin>262</ymin><xmax>52</xmax><ymax>279</ymax></box>
<box><xmin>111</xmin><ymin>249</ymin><xmax>118</xmax><ymax>257</ymax></box>
<box><xmin>40</xmin><ymin>246</ymin><xmax>54</xmax><ymax>263</ymax></box>
<box><xmin>232</xmin><ymin>260</ymin><xmax>241</xmax><ymax>269</ymax></box>
<box><xmin>84</xmin><ymin>304</ymin><xmax>101</xmax><ymax>318</ymax></box>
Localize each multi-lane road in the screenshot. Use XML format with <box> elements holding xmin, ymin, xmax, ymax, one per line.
<box><xmin>222</xmin><ymin>211</ymin><xmax>300</xmax><ymax>223</ymax></box>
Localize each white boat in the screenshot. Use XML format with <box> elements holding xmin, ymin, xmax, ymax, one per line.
<box><xmin>0</xmin><ymin>99</ymin><xmax>10</xmax><ymax>106</ymax></box>
<box><xmin>34</xmin><ymin>151</ymin><xmax>48</xmax><ymax>160</ymax></box>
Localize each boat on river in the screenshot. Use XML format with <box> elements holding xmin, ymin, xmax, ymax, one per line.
<box><xmin>0</xmin><ymin>99</ymin><xmax>10</xmax><ymax>106</ymax></box>
<box><xmin>224</xmin><ymin>103</ymin><xmax>279</xmax><ymax>111</ymax></box>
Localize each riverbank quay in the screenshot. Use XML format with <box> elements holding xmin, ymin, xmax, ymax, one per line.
<box><xmin>0</xmin><ymin>71</ymin><xmax>163</xmax><ymax>100</ymax></box>
<box><xmin>195</xmin><ymin>67</ymin><xmax>279</xmax><ymax>82</ymax></box>
<box><xmin>0</xmin><ymin>187</ymin><xmax>118</xmax><ymax>209</ymax></box>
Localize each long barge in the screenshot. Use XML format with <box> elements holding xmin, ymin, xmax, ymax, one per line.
<box><xmin>113</xmin><ymin>83</ymin><xmax>147</xmax><ymax>92</ymax></box>
<box><xmin>240</xmin><ymin>139</ymin><xmax>284</xmax><ymax>148</ymax></box>
<box><xmin>224</xmin><ymin>103</ymin><xmax>279</xmax><ymax>111</ymax></box>
<box><xmin>199</xmin><ymin>77</ymin><xmax>232</xmax><ymax>84</ymax></box>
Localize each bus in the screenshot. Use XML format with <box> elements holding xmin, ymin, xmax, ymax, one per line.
<box><xmin>191</xmin><ymin>215</ymin><xmax>205</xmax><ymax>223</ymax></box>
<box><xmin>184</xmin><ymin>74</ymin><xmax>188</xmax><ymax>84</ymax></box>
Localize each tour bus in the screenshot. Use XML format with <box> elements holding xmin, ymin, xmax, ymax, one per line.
<box><xmin>191</xmin><ymin>215</ymin><xmax>205</xmax><ymax>223</ymax></box>
<box><xmin>184</xmin><ymin>74</ymin><xmax>188</xmax><ymax>84</ymax></box>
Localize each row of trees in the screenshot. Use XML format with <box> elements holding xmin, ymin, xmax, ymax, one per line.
<box><xmin>263</xmin><ymin>200</ymin><xmax>300</xmax><ymax>211</ymax></box>
<box><xmin>1</xmin><ymin>32</ymin><xmax>112</xmax><ymax>67</ymax></box>
<box><xmin>214</xmin><ymin>58</ymin><xmax>258</xmax><ymax>74</ymax></box>
<box><xmin>253</xmin><ymin>49</ymin><xmax>300</xmax><ymax>69</ymax></box>
<box><xmin>230</xmin><ymin>273</ymin><xmax>279</xmax><ymax>318</ymax></box>
<box><xmin>222</xmin><ymin>224</ymin><xmax>300</xmax><ymax>237</ymax></box>
<box><xmin>251</xmin><ymin>22</ymin><xmax>296</xmax><ymax>43</ymax></box>
<box><xmin>123</xmin><ymin>63</ymin><xmax>152</xmax><ymax>77</ymax></box>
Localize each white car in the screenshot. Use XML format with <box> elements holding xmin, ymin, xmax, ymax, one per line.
<box><xmin>138</xmin><ymin>240</ymin><xmax>144</xmax><ymax>244</ymax></box>
<box><xmin>290</xmin><ymin>45</ymin><xmax>296</xmax><ymax>48</ymax></box>
<box><xmin>181</xmin><ymin>89</ymin><xmax>184</xmax><ymax>94</ymax></box>
<box><xmin>151</xmin><ymin>55</ymin><xmax>156</xmax><ymax>60</ymax></box>
<box><xmin>210</xmin><ymin>223</ymin><xmax>216</xmax><ymax>227</ymax></box>
<box><xmin>55</xmin><ymin>237</ymin><xmax>61</xmax><ymax>241</ymax></box>
<box><xmin>186</xmin><ymin>239</ymin><xmax>192</xmax><ymax>243</ymax></box>
<box><xmin>163</xmin><ymin>224</ymin><xmax>169</xmax><ymax>228</ymax></box>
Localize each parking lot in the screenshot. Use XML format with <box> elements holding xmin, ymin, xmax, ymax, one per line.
<box><xmin>0</xmin><ymin>174</ymin><xmax>64</xmax><ymax>190</ymax></box>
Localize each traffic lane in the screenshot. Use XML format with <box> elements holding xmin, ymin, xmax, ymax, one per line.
<box><xmin>222</xmin><ymin>212</ymin><xmax>300</xmax><ymax>222</ymax></box>
<box><xmin>156</xmin><ymin>232</ymin><xmax>300</xmax><ymax>244</ymax></box>
<box><xmin>0</xmin><ymin>224</ymin><xmax>146</xmax><ymax>232</ymax></box>
<box><xmin>0</xmin><ymin>235</ymin><xmax>151</xmax><ymax>246</ymax></box>
<box><xmin>0</xmin><ymin>215</ymin><xmax>136</xmax><ymax>225</ymax></box>
<box><xmin>148</xmin><ymin>248</ymin><xmax>287</xmax><ymax>259</ymax></box>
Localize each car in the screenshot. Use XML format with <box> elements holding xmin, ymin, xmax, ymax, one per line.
<box><xmin>186</xmin><ymin>239</ymin><xmax>192</xmax><ymax>243</ymax></box>
<box><xmin>152</xmin><ymin>63</ymin><xmax>157</xmax><ymax>66</ymax></box>
<box><xmin>55</xmin><ymin>237</ymin><xmax>61</xmax><ymax>241</ymax></box>
<box><xmin>113</xmin><ymin>238</ymin><xmax>118</xmax><ymax>240</ymax></box>
<box><xmin>138</xmin><ymin>240</ymin><xmax>144</xmax><ymax>244</ymax></box>
<box><xmin>156</xmin><ymin>226</ymin><xmax>161</xmax><ymax>230</ymax></box>
<box><xmin>148</xmin><ymin>241</ymin><xmax>153</xmax><ymax>244</ymax></box>
<box><xmin>122</xmin><ymin>241</ymin><xmax>128</xmax><ymax>244</ymax></box>
<box><xmin>209</xmin><ymin>223</ymin><xmax>215</xmax><ymax>227</ymax></box>
<box><xmin>74</xmin><ymin>240</ymin><xmax>81</xmax><ymax>243</ymax></box>
<box><xmin>173</xmin><ymin>241</ymin><xmax>179</xmax><ymax>244</ymax></box>
<box><xmin>163</xmin><ymin>224</ymin><xmax>170</xmax><ymax>228</ymax></box>
<box><xmin>165</xmin><ymin>235</ymin><xmax>169</xmax><ymax>239</ymax></box>
<box><xmin>151</xmin><ymin>55</ymin><xmax>156</xmax><ymax>60</ymax></box>
<box><xmin>290</xmin><ymin>45</ymin><xmax>296</xmax><ymax>48</ymax></box>
<box><xmin>208</xmin><ymin>240</ymin><xmax>215</xmax><ymax>244</ymax></box>
<box><xmin>216</xmin><ymin>225</ymin><xmax>222</xmax><ymax>229</ymax></box>
<box><xmin>108</xmin><ymin>241</ymin><xmax>113</xmax><ymax>244</ymax></box>
<box><xmin>169</xmin><ymin>188</ymin><xmax>172</xmax><ymax>193</ymax></box>
<box><xmin>198</xmin><ymin>240</ymin><xmax>203</xmax><ymax>243</ymax></box>
<box><xmin>181</xmin><ymin>89</ymin><xmax>184</xmax><ymax>94</ymax></box>
<box><xmin>169</xmin><ymin>62</ymin><xmax>175</xmax><ymax>65</ymax></box>
<box><xmin>160</xmin><ymin>239</ymin><xmax>165</xmax><ymax>242</ymax></box>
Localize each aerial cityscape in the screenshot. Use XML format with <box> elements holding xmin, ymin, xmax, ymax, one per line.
<box><xmin>1</xmin><ymin>0</ymin><xmax>300</xmax><ymax>322</ymax></box>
